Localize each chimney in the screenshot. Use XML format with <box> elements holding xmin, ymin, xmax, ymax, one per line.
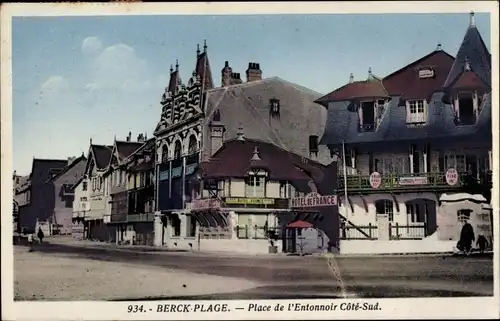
<box><xmin>221</xmin><ymin>61</ymin><xmax>233</xmax><ymax>87</ymax></box>
<box><xmin>127</xmin><ymin>131</ymin><xmax>131</xmax><ymax>142</ymax></box>
<box><xmin>13</xmin><ymin>170</ymin><xmax>17</xmax><ymax>180</ymax></box>
<box><xmin>231</xmin><ymin>72</ymin><xmax>243</xmax><ymax>85</ymax></box>
<box><xmin>137</xmin><ymin>133</ymin><xmax>144</xmax><ymax>143</ymax></box>
<box><xmin>246</xmin><ymin>62</ymin><xmax>262</xmax><ymax>82</ymax></box>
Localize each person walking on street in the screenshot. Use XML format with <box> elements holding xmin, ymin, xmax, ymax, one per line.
<box><xmin>37</xmin><ymin>227</ymin><xmax>45</xmax><ymax>244</ymax></box>
<box><xmin>27</xmin><ymin>233</ymin><xmax>34</xmax><ymax>252</ymax></box>
<box><xmin>459</xmin><ymin>220</ymin><xmax>475</xmax><ymax>255</ymax></box>
<box><xmin>477</xmin><ymin>234</ymin><xmax>488</xmax><ymax>254</ymax></box>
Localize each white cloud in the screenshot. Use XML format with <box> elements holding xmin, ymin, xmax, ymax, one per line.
<box><xmin>41</xmin><ymin>75</ymin><xmax>69</xmax><ymax>91</ymax></box>
<box><xmin>81</xmin><ymin>36</ymin><xmax>103</xmax><ymax>56</ymax></box>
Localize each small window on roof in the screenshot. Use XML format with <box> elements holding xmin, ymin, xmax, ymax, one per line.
<box><xmin>269</xmin><ymin>98</ymin><xmax>280</xmax><ymax>118</ymax></box>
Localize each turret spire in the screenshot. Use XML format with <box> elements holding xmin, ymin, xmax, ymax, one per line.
<box><xmin>175</xmin><ymin>59</ymin><xmax>179</xmax><ymax>71</ymax></box>
<box><xmin>170</xmin><ymin>64</ymin><xmax>173</xmax><ymax>74</ymax></box>
<box><xmin>196</xmin><ymin>44</ymin><xmax>200</xmax><ymax>57</ymax></box>
<box><xmin>470</xmin><ymin>11</ymin><xmax>475</xmax><ymax>27</ymax></box>
<box><xmin>251</xmin><ymin>147</ymin><xmax>261</xmax><ymax>161</ymax></box>
<box><xmin>203</xmin><ymin>39</ymin><xmax>207</xmax><ymax>53</ymax></box>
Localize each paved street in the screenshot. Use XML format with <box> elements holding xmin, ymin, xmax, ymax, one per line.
<box><xmin>13</xmin><ymin>238</ymin><xmax>493</xmax><ymax>301</ymax></box>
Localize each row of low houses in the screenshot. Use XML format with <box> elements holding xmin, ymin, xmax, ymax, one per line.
<box><xmin>14</xmin><ymin>13</ymin><xmax>493</xmax><ymax>254</ymax></box>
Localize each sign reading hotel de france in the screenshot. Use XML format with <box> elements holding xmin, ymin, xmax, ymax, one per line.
<box><xmin>290</xmin><ymin>192</ymin><xmax>337</xmax><ymax>208</ymax></box>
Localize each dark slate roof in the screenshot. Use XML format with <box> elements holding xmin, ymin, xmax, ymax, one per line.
<box><xmin>316</xmin><ymin>75</ymin><xmax>388</xmax><ymax>104</ymax></box>
<box><xmin>382</xmin><ymin>50</ymin><xmax>455</xmax><ymax>101</ymax></box>
<box><xmin>91</xmin><ymin>145</ymin><xmax>113</xmax><ymax>170</ymax></box>
<box><xmin>30</xmin><ymin>159</ymin><xmax>68</xmax><ymax>184</ymax></box>
<box><xmin>443</xmin><ymin>16</ymin><xmax>491</xmax><ymax>88</ymax></box>
<box><xmin>320</xmin><ymin>92</ymin><xmax>491</xmax><ymax>145</ymax></box>
<box><xmin>201</xmin><ymin>138</ymin><xmax>326</xmax><ymax>191</ymax></box>
<box><xmin>202</xmin><ymin>77</ymin><xmax>331</xmax><ymax>164</ymax></box>
<box><xmin>46</xmin><ymin>155</ymin><xmax>87</xmax><ymax>183</ymax></box>
<box><xmin>115</xmin><ymin>141</ymin><xmax>144</xmax><ymax>160</ymax></box>
<box><xmin>196</xmin><ymin>51</ymin><xmax>214</xmax><ymax>91</ymax></box>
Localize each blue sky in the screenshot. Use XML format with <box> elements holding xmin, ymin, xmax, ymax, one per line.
<box><xmin>12</xmin><ymin>13</ymin><xmax>490</xmax><ymax>175</ymax></box>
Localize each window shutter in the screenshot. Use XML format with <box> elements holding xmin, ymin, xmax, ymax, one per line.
<box><xmin>405</xmin><ymin>101</ymin><xmax>411</xmax><ymax>123</ymax></box>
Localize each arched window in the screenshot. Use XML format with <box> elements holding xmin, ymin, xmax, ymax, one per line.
<box><xmin>375</xmin><ymin>199</ymin><xmax>394</xmax><ymax>222</ymax></box>
<box><xmin>174</xmin><ymin>141</ymin><xmax>182</xmax><ymax>159</ymax></box>
<box><xmin>188</xmin><ymin>135</ymin><xmax>198</xmax><ymax>154</ymax></box>
<box><xmin>161</xmin><ymin>145</ymin><xmax>169</xmax><ymax>163</ymax></box>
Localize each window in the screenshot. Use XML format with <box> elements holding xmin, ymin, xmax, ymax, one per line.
<box><xmin>65</xmin><ymin>195</ymin><xmax>74</xmax><ymax>208</ymax></box>
<box><xmin>245</xmin><ymin>175</ymin><xmax>266</xmax><ymax>197</ymax></box>
<box><xmin>187</xmin><ymin>135</ymin><xmax>198</xmax><ymax>154</ymax></box>
<box><xmin>174</xmin><ymin>141</ymin><xmax>182</xmax><ymax>159</ymax></box>
<box><xmin>186</xmin><ymin>215</ymin><xmax>197</xmax><ymax>237</ymax></box>
<box><xmin>375</xmin><ymin>199</ymin><xmax>394</xmax><ymax>222</ymax></box>
<box><xmin>308</xmin><ymin>135</ymin><xmax>319</xmax><ymax>157</ymax></box>
<box><xmin>117</xmin><ymin>170</ymin><xmax>121</xmax><ymax>185</ymax></box>
<box><xmin>82</xmin><ymin>181</ymin><xmax>88</xmax><ymax>191</ymax></box>
<box><xmin>457</xmin><ymin>209</ymin><xmax>472</xmax><ymax>224</ymax></box>
<box><xmin>456</xmin><ymin>94</ymin><xmax>476</xmax><ymax>125</ymax></box>
<box><xmin>359</xmin><ymin>101</ymin><xmax>375</xmax><ymax>131</ymax></box>
<box><xmin>445</xmin><ymin>154</ymin><xmax>466</xmax><ymax>172</ymax></box>
<box><xmin>171</xmin><ymin>214</ymin><xmax>181</xmax><ymax>237</ymax></box>
<box><xmin>279</xmin><ymin>181</ymin><xmax>288</xmax><ymax>198</ymax></box>
<box><xmin>269</xmin><ymin>98</ymin><xmax>280</xmax><ymax>117</ymax></box>
<box><xmin>161</xmin><ymin>145</ymin><xmax>169</xmax><ymax>163</ymax></box>
<box><xmin>407</xmin><ymin>100</ymin><xmax>426</xmax><ymax>124</ymax></box>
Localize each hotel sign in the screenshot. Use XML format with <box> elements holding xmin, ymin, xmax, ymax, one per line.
<box><xmin>191</xmin><ymin>198</ymin><xmax>221</xmax><ymax>210</ymax></box>
<box><xmin>290</xmin><ymin>192</ymin><xmax>337</xmax><ymax>208</ymax></box>
<box><xmin>224</xmin><ymin>198</ymin><xmax>275</xmax><ymax>205</ymax></box>
<box><xmin>398</xmin><ymin>176</ymin><xmax>428</xmax><ymax>186</ymax></box>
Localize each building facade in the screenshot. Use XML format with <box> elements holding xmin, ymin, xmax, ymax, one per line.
<box><xmin>15</xmin><ymin>159</ymin><xmax>68</xmax><ymax>234</ymax></box>
<box><xmin>153</xmin><ymin>41</ymin><xmax>334</xmax><ymax>250</ymax></box>
<box><xmin>47</xmin><ymin>155</ymin><xmax>87</xmax><ymax>235</ymax></box>
<box><xmin>71</xmin><ymin>176</ymin><xmax>89</xmax><ymax>239</ymax></box>
<box><xmin>316</xmin><ymin>12</ymin><xmax>492</xmax><ymax>254</ymax></box>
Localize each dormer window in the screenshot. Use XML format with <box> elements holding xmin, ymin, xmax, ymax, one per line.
<box><xmin>269</xmin><ymin>98</ymin><xmax>280</xmax><ymax>117</ymax></box>
<box><xmin>358</xmin><ymin>101</ymin><xmax>376</xmax><ymax>132</ymax></box>
<box><xmin>308</xmin><ymin>135</ymin><xmax>319</xmax><ymax>157</ymax></box>
<box><xmin>406</xmin><ymin>100</ymin><xmax>427</xmax><ymax>125</ymax></box>
<box><xmin>245</xmin><ymin>169</ymin><xmax>268</xmax><ymax>197</ymax></box>
<box><xmin>454</xmin><ymin>92</ymin><xmax>477</xmax><ymax>125</ymax></box>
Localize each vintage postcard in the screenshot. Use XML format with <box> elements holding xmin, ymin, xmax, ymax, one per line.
<box><xmin>1</xmin><ymin>1</ymin><xmax>499</xmax><ymax>320</ymax></box>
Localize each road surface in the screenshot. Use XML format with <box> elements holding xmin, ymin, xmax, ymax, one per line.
<box><xmin>14</xmin><ymin>241</ymin><xmax>493</xmax><ymax>300</ymax></box>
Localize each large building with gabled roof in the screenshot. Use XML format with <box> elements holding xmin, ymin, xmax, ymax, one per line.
<box><xmin>316</xmin><ymin>12</ymin><xmax>492</xmax><ymax>251</ymax></box>
<box><xmin>152</xmin><ymin>40</ymin><xmax>333</xmax><ymax>247</ymax></box>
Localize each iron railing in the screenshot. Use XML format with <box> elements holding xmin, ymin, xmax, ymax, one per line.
<box><xmin>338</xmin><ymin>171</ymin><xmax>469</xmax><ymax>191</ymax></box>
<box><xmin>340</xmin><ymin>223</ymin><xmax>427</xmax><ymax>240</ymax></box>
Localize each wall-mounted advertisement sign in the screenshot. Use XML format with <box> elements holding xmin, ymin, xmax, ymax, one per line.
<box><xmin>290</xmin><ymin>192</ymin><xmax>337</xmax><ymax>208</ymax></box>
<box><xmin>418</xmin><ymin>68</ymin><xmax>435</xmax><ymax>79</ymax></box>
<box><xmin>398</xmin><ymin>176</ymin><xmax>428</xmax><ymax>186</ymax></box>
<box><xmin>369</xmin><ymin>172</ymin><xmax>382</xmax><ymax>189</ymax></box>
<box><xmin>225</xmin><ymin>198</ymin><xmax>275</xmax><ymax>205</ymax></box>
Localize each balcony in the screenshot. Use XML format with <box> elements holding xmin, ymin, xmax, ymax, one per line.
<box><xmin>128</xmin><ymin>213</ymin><xmax>154</xmax><ymax>223</ymax></box>
<box><xmin>338</xmin><ymin>171</ymin><xmax>470</xmax><ymax>193</ymax></box>
<box><xmin>110</xmin><ymin>214</ymin><xmax>128</xmax><ymax>223</ymax></box>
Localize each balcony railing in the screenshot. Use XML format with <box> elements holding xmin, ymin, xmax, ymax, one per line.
<box><xmin>110</xmin><ymin>214</ymin><xmax>127</xmax><ymax>223</ymax></box>
<box><xmin>338</xmin><ymin>171</ymin><xmax>469</xmax><ymax>192</ymax></box>
<box><xmin>340</xmin><ymin>223</ymin><xmax>427</xmax><ymax>240</ymax></box>
<box><xmin>128</xmin><ymin>213</ymin><xmax>154</xmax><ymax>223</ymax></box>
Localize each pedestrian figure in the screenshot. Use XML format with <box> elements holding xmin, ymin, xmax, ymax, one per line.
<box><xmin>37</xmin><ymin>227</ymin><xmax>45</xmax><ymax>244</ymax></box>
<box><xmin>27</xmin><ymin>233</ymin><xmax>34</xmax><ymax>252</ymax></box>
<box><xmin>476</xmin><ymin>235</ymin><xmax>488</xmax><ymax>254</ymax></box>
<box><xmin>459</xmin><ymin>220</ymin><xmax>475</xmax><ymax>255</ymax></box>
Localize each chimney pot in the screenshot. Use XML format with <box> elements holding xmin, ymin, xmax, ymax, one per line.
<box><xmin>225</xmin><ymin>61</ymin><xmax>229</xmax><ymax>67</ymax></box>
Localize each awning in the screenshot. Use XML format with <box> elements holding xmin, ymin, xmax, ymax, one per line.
<box><xmin>287</xmin><ymin>220</ymin><xmax>314</xmax><ymax>228</ymax></box>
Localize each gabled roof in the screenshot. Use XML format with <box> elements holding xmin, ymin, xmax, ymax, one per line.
<box><xmin>315</xmin><ymin>74</ymin><xmax>388</xmax><ymax>105</ymax></box>
<box><xmin>443</xmin><ymin>13</ymin><xmax>491</xmax><ymax>88</ymax></box>
<box><xmin>116</xmin><ymin>141</ymin><xmax>143</xmax><ymax>161</ymax></box>
<box><xmin>85</xmin><ymin>144</ymin><xmax>113</xmax><ymax>173</ymax></box>
<box><xmin>449</xmin><ymin>68</ymin><xmax>490</xmax><ymax>91</ymax></box>
<box><xmin>46</xmin><ymin>155</ymin><xmax>87</xmax><ymax>183</ymax></box>
<box><xmin>29</xmin><ymin>158</ymin><xmax>68</xmax><ymax>185</ymax></box>
<box><xmin>202</xmin><ymin>76</ymin><xmax>331</xmax><ymax>165</ymax></box>
<box><xmin>382</xmin><ymin>49</ymin><xmax>455</xmax><ymax>101</ymax></box>
<box><xmin>200</xmin><ymin>138</ymin><xmax>326</xmax><ymax>192</ymax></box>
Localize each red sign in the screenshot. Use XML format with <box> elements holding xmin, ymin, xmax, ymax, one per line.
<box><xmin>290</xmin><ymin>192</ymin><xmax>337</xmax><ymax>208</ymax></box>
<box><xmin>445</xmin><ymin>168</ymin><xmax>459</xmax><ymax>186</ymax></box>
<box><xmin>192</xmin><ymin>198</ymin><xmax>221</xmax><ymax>210</ymax></box>
<box><xmin>370</xmin><ymin>172</ymin><xmax>382</xmax><ymax>189</ymax></box>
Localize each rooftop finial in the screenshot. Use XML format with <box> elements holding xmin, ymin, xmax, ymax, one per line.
<box><xmin>470</xmin><ymin>11</ymin><xmax>475</xmax><ymax>27</ymax></box>
<box><xmin>203</xmin><ymin>39</ymin><xmax>207</xmax><ymax>52</ymax></box>
<box><xmin>236</xmin><ymin>124</ymin><xmax>245</xmax><ymax>141</ymax></box>
<box><xmin>175</xmin><ymin>59</ymin><xmax>179</xmax><ymax>71</ymax></box>
<box><xmin>196</xmin><ymin>44</ymin><xmax>200</xmax><ymax>57</ymax></box>
<box><xmin>90</xmin><ymin>138</ymin><xmax>92</xmax><ymax>145</ymax></box>
<box><xmin>251</xmin><ymin>147</ymin><xmax>261</xmax><ymax>161</ymax></box>
<box><xmin>436</xmin><ymin>43</ymin><xmax>442</xmax><ymax>51</ymax></box>
<box><xmin>368</xmin><ymin>67</ymin><xmax>373</xmax><ymax>80</ymax></box>
<box><xmin>464</xmin><ymin>56</ymin><xmax>471</xmax><ymax>71</ymax></box>
<box><xmin>170</xmin><ymin>64</ymin><xmax>173</xmax><ymax>74</ymax></box>
<box><xmin>349</xmin><ymin>73</ymin><xmax>354</xmax><ymax>83</ymax></box>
